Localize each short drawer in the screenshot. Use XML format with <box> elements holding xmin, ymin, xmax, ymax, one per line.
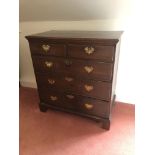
<box><xmin>68</xmin><ymin>44</ymin><xmax>115</xmax><ymax>62</ymax></box>
<box><xmin>39</xmin><ymin>90</ymin><xmax>110</xmax><ymax>118</ymax></box>
<box><xmin>29</xmin><ymin>42</ymin><xmax>66</xmax><ymax>56</ymax></box>
<box><xmin>36</xmin><ymin>74</ymin><xmax>112</xmax><ymax>101</ymax></box>
<box><xmin>32</xmin><ymin>56</ymin><xmax>113</xmax><ymax>81</ymax></box>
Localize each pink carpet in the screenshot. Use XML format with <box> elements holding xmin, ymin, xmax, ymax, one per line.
<box><xmin>20</xmin><ymin>87</ymin><xmax>135</xmax><ymax>155</ymax></box>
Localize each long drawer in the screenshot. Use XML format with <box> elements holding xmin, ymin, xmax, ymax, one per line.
<box><xmin>36</xmin><ymin>74</ymin><xmax>112</xmax><ymax>100</ymax></box>
<box><xmin>39</xmin><ymin>90</ymin><xmax>110</xmax><ymax>118</ymax></box>
<box><xmin>32</xmin><ymin>56</ymin><xmax>113</xmax><ymax>81</ymax></box>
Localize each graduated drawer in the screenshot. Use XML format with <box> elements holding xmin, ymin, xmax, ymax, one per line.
<box><xmin>32</xmin><ymin>56</ymin><xmax>113</xmax><ymax>81</ymax></box>
<box><xmin>36</xmin><ymin>74</ymin><xmax>112</xmax><ymax>101</ymax></box>
<box><xmin>68</xmin><ymin>44</ymin><xmax>115</xmax><ymax>62</ymax></box>
<box><xmin>39</xmin><ymin>90</ymin><xmax>110</xmax><ymax>118</ymax></box>
<box><xmin>29</xmin><ymin>42</ymin><xmax>66</xmax><ymax>56</ymax></box>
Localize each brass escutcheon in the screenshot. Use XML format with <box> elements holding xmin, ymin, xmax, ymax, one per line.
<box><xmin>48</xmin><ymin>79</ymin><xmax>55</xmax><ymax>85</ymax></box>
<box><xmin>45</xmin><ymin>61</ymin><xmax>53</xmax><ymax>68</ymax></box>
<box><xmin>84</xmin><ymin>66</ymin><xmax>94</xmax><ymax>73</ymax></box>
<box><xmin>84</xmin><ymin>103</ymin><xmax>93</xmax><ymax>109</ymax></box>
<box><xmin>84</xmin><ymin>47</ymin><xmax>94</xmax><ymax>55</ymax></box>
<box><xmin>42</xmin><ymin>44</ymin><xmax>50</xmax><ymax>52</ymax></box>
<box><xmin>65</xmin><ymin>77</ymin><xmax>73</xmax><ymax>82</ymax></box>
<box><xmin>84</xmin><ymin>84</ymin><xmax>94</xmax><ymax>92</ymax></box>
<box><xmin>50</xmin><ymin>96</ymin><xmax>57</xmax><ymax>101</ymax></box>
<box><xmin>66</xmin><ymin>94</ymin><xmax>75</xmax><ymax>99</ymax></box>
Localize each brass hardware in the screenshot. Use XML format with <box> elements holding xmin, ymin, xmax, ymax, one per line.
<box><xmin>48</xmin><ymin>79</ymin><xmax>55</xmax><ymax>85</ymax></box>
<box><xmin>84</xmin><ymin>85</ymin><xmax>94</xmax><ymax>92</ymax></box>
<box><xmin>84</xmin><ymin>47</ymin><xmax>94</xmax><ymax>55</ymax></box>
<box><xmin>45</xmin><ymin>61</ymin><xmax>53</xmax><ymax>68</ymax></box>
<box><xmin>66</xmin><ymin>94</ymin><xmax>74</xmax><ymax>99</ymax></box>
<box><xmin>42</xmin><ymin>44</ymin><xmax>50</xmax><ymax>52</ymax></box>
<box><xmin>65</xmin><ymin>77</ymin><xmax>73</xmax><ymax>82</ymax></box>
<box><xmin>64</xmin><ymin>59</ymin><xmax>72</xmax><ymax>66</ymax></box>
<box><xmin>84</xmin><ymin>103</ymin><xmax>93</xmax><ymax>109</ymax></box>
<box><xmin>84</xmin><ymin>66</ymin><xmax>94</xmax><ymax>73</ymax></box>
<box><xmin>50</xmin><ymin>96</ymin><xmax>57</xmax><ymax>101</ymax></box>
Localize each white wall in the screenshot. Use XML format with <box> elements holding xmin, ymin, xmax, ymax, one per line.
<box><xmin>20</xmin><ymin>0</ymin><xmax>133</xmax><ymax>21</ymax></box>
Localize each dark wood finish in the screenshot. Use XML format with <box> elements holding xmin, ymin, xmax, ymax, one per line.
<box><xmin>68</xmin><ymin>44</ymin><xmax>115</xmax><ymax>62</ymax></box>
<box><xmin>26</xmin><ymin>30</ymin><xmax>122</xmax><ymax>130</ymax></box>
<box><xmin>29</xmin><ymin>42</ymin><xmax>66</xmax><ymax>56</ymax></box>
<box><xmin>36</xmin><ymin>74</ymin><xmax>112</xmax><ymax>100</ymax></box>
<box><xmin>38</xmin><ymin>90</ymin><xmax>110</xmax><ymax>118</ymax></box>
<box><xmin>102</xmin><ymin>118</ymin><xmax>110</xmax><ymax>130</ymax></box>
<box><xmin>39</xmin><ymin>103</ymin><xmax>48</xmax><ymax>112</ymax></box>
<box><xmin>26</xmin><ymin>30</ymin><xmax>122</xmax><ymax>41</ymax></box>
<box><xmin>32</xmin><ymin>56</ymin><xmax>113</xmax><ymax>81</ymax></box>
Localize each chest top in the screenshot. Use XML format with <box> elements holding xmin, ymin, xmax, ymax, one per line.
<box><xmin>26</xmin><ymin>30</ymin><xmax>123</xmax><ymax>42</ymax></box>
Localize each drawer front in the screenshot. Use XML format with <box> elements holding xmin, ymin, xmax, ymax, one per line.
<box><xmin>76</xmin><ymin>97</ymin><xmax>110</xmax><ymax>118</ymax></box>
<box><xmin>29</xmin><ymin>42</ymin><xmax>66</xmax><ymax>56</ymax></box>
<box><xmin>39</xmin><ymin>90</ymin><xmax>75</xmax><ymax>109</ymax></box>
<box><xmin>36</xmin><ymin>74</ymin><xmax>112</xmax><ymax>100</ymax></box>
<box><xmin>32</xmin><ymin>56</ymin><xmax>113</xmax><ymax>81</ymax></box>
<box><xmin>68</xmin><ymin>44</ymin><xmax>115</xmax><ymax>62</ymax></box>
<box><xmin>39</xmin><ymin>90</ymin><xmax>110</xmax><ymax>118</ymax></box>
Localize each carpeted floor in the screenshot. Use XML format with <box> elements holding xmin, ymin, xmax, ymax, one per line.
<box><xmin>19</xmin><ymin>87</ymin><xmax>135</xmax><ymax>155</ymax></box>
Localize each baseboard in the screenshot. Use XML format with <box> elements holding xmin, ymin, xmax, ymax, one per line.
<box><xmin>20</xmin><ymin>80</ymin><xmax>37</xmax><ymax>88</ymax></box>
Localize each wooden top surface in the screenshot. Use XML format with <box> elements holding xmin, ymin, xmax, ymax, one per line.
<box><xmin>26</xmin><ymin>30</ymin><xmax>123</xmax><ymax>40</ymax></box>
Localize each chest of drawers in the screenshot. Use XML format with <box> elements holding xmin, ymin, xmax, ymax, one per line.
<box><xmin>26</xmin><ymin>31</ymin><xmax>122</xmax><ymax>130</ymax></box>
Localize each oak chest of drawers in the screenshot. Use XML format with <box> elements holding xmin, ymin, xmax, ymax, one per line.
<box><xmin>26</xmin><ymin>30</ymin><xmax>122</xmax><ymax>130</ymax></box>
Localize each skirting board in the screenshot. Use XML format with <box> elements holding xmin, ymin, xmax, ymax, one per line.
<box><xmin>20</xmin><ymin>80</ymin><xmax>37</xmax><ymax>88</ymax></box>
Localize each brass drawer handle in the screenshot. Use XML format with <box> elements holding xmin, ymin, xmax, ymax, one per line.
<box><xmin>66</xmin><ymin>94</ymin><xmax>74</xmax><ymax>99</ymax></box>
<box><xmin>45</xmin><ymin>61</ymin><xmax>53</xmax><ymax>68</ymax></box>
<box><xmin>48</xmin><ymin>79</ymin><xmax>55</xmax><ymax>85</ymax></box>
<box><xmin>84</xmin><ymin>47</ymin><xmax>94</xmax><ymax>55</ymax></box>
<box><xmin>64</xmin><ymin>59</ymin><xmax>72</xmax><ymax>66</ymax></box>
<box><xmin>42</xmin><ymin>44</ymin><xmax>50</xmax><ymax>52</ymax></box>
<box><xmin>50</xmin><ymin>96</ymin><xmax>57</xmax><ymax>101</ymax></box>
<box><xmin>84</xmin><ymin>103</ymin><xmax>93</xmax><ymax>109</ymax></box>
<box><xmin>84</xmin><ymin>66</ymin><xmax>94</xmax><ymax>73</ymax></box>
<box><xmin>84</xmin><ymin>85</ymin><xmax>94</xmax><ymax>92</ymax></box>
<box><xmin>65</xmin><ymin>77</ymin><xmax>73</xmax><ymax>82</ymax></box>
